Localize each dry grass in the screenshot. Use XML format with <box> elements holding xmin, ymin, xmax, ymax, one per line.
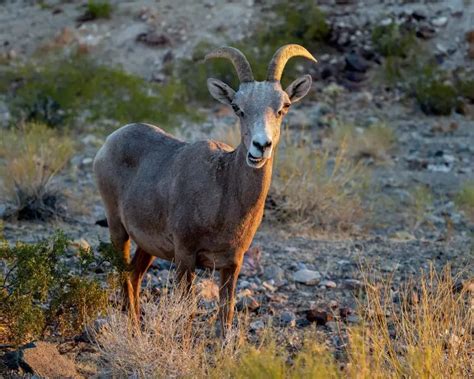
<box><xmin>273</xmin><ymin>128</ymin><xmax>370</xmax><ymax>233</ymax></box>
<box><xmin>95</xmin><ymin>282</ymin><xmax>242</xmax><ymax>378</ymax></box>
<box><xmin>348</xmin><ymin>265</ymin><xmax>473</xmax><ymax>378</ymax></box>
<box><xmin>0</xmin><ymin>122</ymin><xmax>74</xmax><ymax>219</ymax></box>
<box><xmin>332</xmin><ymin>122</ymin><xmax>396</xmax><ymax>162</ymax></box>
<box><xmin>94</xmin><ymin>265</ymin><xmax>472</xmax><ymax>378</ymax></box>
<box><xmin>408</xmin><ymin>185</ymin><xmax>434</xmax><ymax>229</ymax></box>
<box><xmin>456</xmin><ymin>181</ymin><xmax>474</xmax><ymax>223</ymax></box>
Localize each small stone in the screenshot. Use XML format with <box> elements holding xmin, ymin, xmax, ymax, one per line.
<box><xmin>417</xmin><ymin>24</ymin><xmax>436</xmax><ymax>39</ymax></box>
<box><xmin>278</xmin><ymin>311</ymin><xmax>296</xmax><ymax>327</ymax></box>
<box><xmin>306</xmin><ymin>309</ymin><xmax>333</xmax><ymax>325</ymax></box>
<box><xmin>412</xmin><ymin>10</ymin><xmax>427</xmax><ymax>21</ymax></box>
<box><xmin>73</xmin><ymin>238</ymin><xmax>91</xmax><ymax>251</ymax></box>
<box><xmin>293</xmin><ymin>269</ymin><xmax>321</xmax><ymax>285</ymax></box>
<box><xmin>262</xmin><ymin>281</ymin><xmax>277</xmax><ymax>292</ymax></box>
<box><xmin>431</xmin><ymin>16</ymin><xmax>448</xmax><ymax>27</ymax></box>
<box><xmin>264</xmin><ymin>264</ymin><xmax>284</xmax><ymax>281</ymax></box>
<box><xmin>250</xmin><ymin>319</ymin><xmax>265</xmax><ymax>331</ymax></box>
<box><xmin>346</xmin><ymin>314</ymin><xmax>360</xmax><ymax>323</ymax></box>
<box><xmin>136</xmin><ymin>31</ymin><xmax>171</xmax><ymax>47</ymax></box>
<box><xmin>81</xmin><ymin>157</ymin><xmax>93</xmax><ymax>166</ymax></box>
<box><xmin>236</xmin><ymin>295</ymin><xmax>260</xmax><ymax>312</ymax></box>
<box><xmin>320</xmin><ymin>280</ymin><xmax>337</xmax><ymax>289</ymax></box>
<box><xmin>339</xmin><ymin>307</ymin><xmax>353</xmax><ymax>318</ymax></box>
<box><xmin>345</xmin><ymin>51</ymin><xmax>369</xmax><ymax>73</ymax></box>
<box><xmin>343</xmin><ymin>279</ymin><xmax>363</xmax><ymax>290</ymax></box>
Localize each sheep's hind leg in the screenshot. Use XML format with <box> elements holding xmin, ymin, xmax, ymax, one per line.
<box><xmin>108</xmin><ymin>220</ymin><xmax>136</xmax><ymax>322</ymax></box>
<box><xmin>130</xmin><ymin>247</ymin><xmax>155</xmax><ymax>321</ymax></box>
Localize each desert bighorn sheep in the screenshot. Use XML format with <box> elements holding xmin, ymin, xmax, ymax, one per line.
<box><xmin>93</xmin><ymin>44</ymin><xmax>317</xmax><ymax>332</ymax></box>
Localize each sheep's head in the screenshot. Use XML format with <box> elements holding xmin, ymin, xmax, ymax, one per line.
<box><xmin>206</xmin><ymin>44</ymin><xmax>317</xmax><ymax>169</ymax></box>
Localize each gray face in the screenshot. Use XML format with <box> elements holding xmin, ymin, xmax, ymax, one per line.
<box><xmin>232</xmin><ymin>81</ymin><xmax>290</xmax><ymax>168</ymax></box>
<box><xmin>207</xmin><ymin>74</ymin><xmax>312</xmax><ymax>169</ymax></box>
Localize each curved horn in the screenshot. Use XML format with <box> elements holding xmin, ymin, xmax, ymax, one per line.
<box><xmin>205</xmin><ymin>46</ymin><xmax>254</xmax><ymax>83</ymax></box>
<box><xmin>267</xmin><ymin>44</ymin><xmax>317</xmax><ymax>82</ymax></box>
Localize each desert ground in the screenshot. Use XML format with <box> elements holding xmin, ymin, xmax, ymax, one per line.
<box><xmin>0</xmin><ymin>1</ymin><xmax>473</xmax><ymax>377</ymax></box>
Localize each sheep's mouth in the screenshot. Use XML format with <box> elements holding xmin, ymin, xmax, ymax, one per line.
<box><xmin>247</xmin><ymin>152</ymin><xmax>266</xmax><ymax>168</ymax></box>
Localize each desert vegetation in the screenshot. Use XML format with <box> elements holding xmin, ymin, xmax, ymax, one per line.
<box><xmin>0</xmin><ymin>0</ymin><xmax>473</xmax><ymax>378</ymax></box>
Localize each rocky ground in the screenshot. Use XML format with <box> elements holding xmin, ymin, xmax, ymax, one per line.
<box><xmin>1</xmin><ymin>0</ymin><xmax>473</xmax><ymax>377</ymax></box>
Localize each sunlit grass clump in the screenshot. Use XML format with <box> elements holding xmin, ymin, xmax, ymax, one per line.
<box><xmin>273</xmin><ymin>129</ymin><xmax>369</xmax><ymax>233</ymax></box>
<box><xmin>333</xmin><ymin>123</ymin><xmax>396</xmax><ymax>162</ymax></box>
<box><xmin>0</xmin><ymin>122</ymin><xmax>74</xmax><ymax>220</ymax></box>
<box><xmin>348</xmin><ymin>266</ymin><xmax>472</xmax><ymax>378</ymax></box>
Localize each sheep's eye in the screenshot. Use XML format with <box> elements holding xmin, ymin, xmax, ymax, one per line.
<box><xmin>232</xmin><ymin>104</ymin><xmax>244</xmax><ymax>117</ymax></box>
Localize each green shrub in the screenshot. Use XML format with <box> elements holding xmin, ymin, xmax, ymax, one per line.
<box><xmin>414</xmin><ymin>71</ymin><xmax>459</xmax><ymax>115</ymax></box>
<box><xmin>2</xmin><ymin>55</ymin><xmax>196</xmax><ymax>128</ymax></box>
<box><xmin>86</xmin><ymin>1</ymin><xmax>112</xmax><ymax>20</ymax></box>
<box><xmin>372</xmin><ymin>22</ymin><xmax>417</xmax><ymax>58</ymax></box>
<box><xmin>0</xmin><ymin>232</ymin><xmax>114</xmax><ymax>344</ymax></box>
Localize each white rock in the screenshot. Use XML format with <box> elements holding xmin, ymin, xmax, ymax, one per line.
<box><xmin>431</xmin><ymin>16</ymin><xmax>448</xmax><ymax>27</ymax></box>
<box><xmin>293</xmin><ymin>269</ymin><xmax>321</xmax><ymax>285</ymax></box>
<box><xmin>250</xmin><ymin>320</ymin><xmax>265</xmax><ymax>331</ymax></box>
<box><xmin>320</xmin><ymin>280</ymin><xmax>337</xmax><ymax>289</ymax></box>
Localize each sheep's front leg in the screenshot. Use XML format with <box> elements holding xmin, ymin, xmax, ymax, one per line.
<box><xmin>219</xmin><ymin>262</ymin><xmax>242</xmax><ymax>335</ymax></box>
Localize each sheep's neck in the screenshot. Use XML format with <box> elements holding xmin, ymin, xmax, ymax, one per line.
<box><xmin>230</xmin><ymin>143</ymin><xmax>274</xmax><ymax>213</ymax></box>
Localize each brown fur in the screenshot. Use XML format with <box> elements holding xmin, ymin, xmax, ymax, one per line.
<box><xmin>93</xmin><ymin>124</ymin><xmax>273</xmax><ymax>329</ymax></box>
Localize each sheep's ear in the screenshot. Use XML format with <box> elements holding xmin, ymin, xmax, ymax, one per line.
<box><xmin>207</xmin><ymin>78</ymin><xmax>235</xmax><ymax>105</ymax></box>
<box><xmin>285</xmin><ymin>74</ymin><xmax>312</xmax><ymax>103</ymax></box>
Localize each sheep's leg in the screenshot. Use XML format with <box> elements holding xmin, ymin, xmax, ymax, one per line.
<box><xmin>219</xmin><ymin>263</ymin><xmax>242</xmax><ymax>335</ymax></box>
<box><xmin>108</xmin><ymin>221</ymin><xmax>135</xmax><ymax>320</ymax></box>
<box><xmin>130</xmin><ymin>247</ymin><xmax>155</xmax><ymax>321</ymax></box>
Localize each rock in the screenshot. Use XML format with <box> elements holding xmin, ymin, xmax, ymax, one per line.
<box><xmin>412</xmin><ymin>10</ymin><xmax>427</xmax><ymax>21</ymax></box>
<box><xmin>344</xmin><ymin>70</ymin><xmax>366</xmax><ymax>83</ymax></box>
<box><xmin>22</xmin><ymin>342</ymin><xmax>79</xmax><ymax>378</ymax></box>
<box><xmin>250</xmin><ymin>319</ymin><xmax>265</xmax><ymax>331</ymax></box>
<box><xmin>343</xmin><ymin>279</ymin><xmax>363</xmax><ymax>290</ymax></box>
<box><xmin>293</xmin><ymin>269</ymin><xmax>321</xmax><ymax>285</ymax></box>
<box><xmin>264</xmin><ymin>264</ymin><xmax>284</xmax><ymax>281</ymax></box>
<box><xmin>278</xmin><ymin>311</ymin><xmax>296</xmax><ymax>327</ymax></box>
<box><xmin>262</xmin><ymin>281</ymin><xmax>277</xmax><ymax>292</ymax></box>
<box><xmin>81</xmin><ymin>157</ymin><xmax>93</xmax><ymax>166</ymax></box>
<box><xmin>320</xmin><ymin>280</ymin><xmax>337</xmax><ymax>289</ymax></box>
<box><xmin>431</xmin><ymin>16</ymin><xmax>448</xmax><ymax>27</ymax></box>
<box><xmin>345</xmin><ymin>51</ymin><xmax>369</xmax><ymax>73</ymax></box>
<box><xmin>346</xmin><ymin>314</ymin><xmax>360</xmax><ymax>323</ymax></box>
<box><xmin>136</xmin><ymin>31</ymin><xmax>171</xmax><ymax>47</ymax></box>
<box><xmin>72</xmin><ymin>238</ymin><xmax>91</xmax><ymax>251</ymax></box>
<box><xmin>236</xmin><ymin>295</ymin><xmax>260</xmax><ymax>312</ymax></box>
<box><xmin>306</xmin><ymin>309</ymin><xmax>333</xmax><ymax>325</ymax></box>
<box><xmin>416</xmin><ymin>24</ymin><xmax>436</xmax><ymax>39</ymax></box>
<box><xmin>339</xmin><ymin>307</ymin><xmax>353</xmax><ymax>318</ymax></box>
<box><xmin>241</xmin><ymin>246</ymin><xmax>263</xmax><ymax>276</ymax></box>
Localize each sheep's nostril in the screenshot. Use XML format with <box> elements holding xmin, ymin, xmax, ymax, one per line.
<box><xmin>252</xmin><ymin>140</ymin><xmax>272</xmax><ymax>152</ymax></box>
